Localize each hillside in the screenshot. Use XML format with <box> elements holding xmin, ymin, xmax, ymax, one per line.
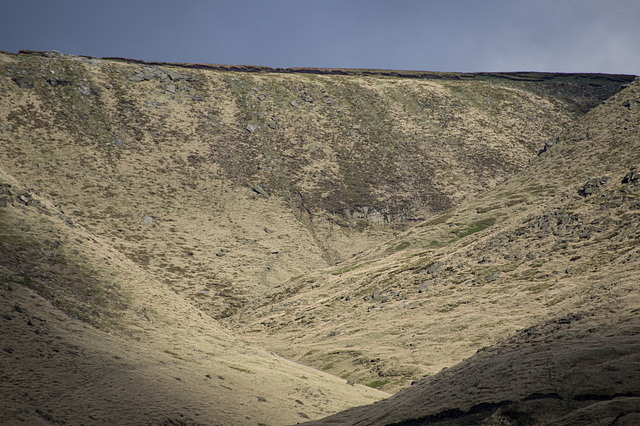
<box><xmin>0</xmin><ymin>49</ymin><xmax>638</xmax><ymax>424</ymax></box>
<box><xmin>230</xmin><ymin>76</ymin><xmax>640</xmax><ymax>395</ymax></box>
<box><xmin>0</xmin><ymin>165</ymin><xmax>389</xmax><ymax>425</ymax></box>
<box><xmin>303</xmin><ymin>76</ymin><xmax>640</xmax><ymax>424</ymax></box>
<box><xmin>1</xmin><ymin>50</ymin><xmax>630</xmax><ymax>320</ymax></box>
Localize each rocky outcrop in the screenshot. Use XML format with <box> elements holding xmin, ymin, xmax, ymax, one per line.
<box><xmin>622</xmin><ymin>166</ymin><xmax>639</xmax><ymax>184</ymax></box>
<box><xmin>577</xmin><ymin>177</ymin><xmax>608</xmax><ymax>197</ymax></box>
<box><xmin>128</xmin><ymin>66</ymin><xmax>194</xmax><ymax>82</ymax></box>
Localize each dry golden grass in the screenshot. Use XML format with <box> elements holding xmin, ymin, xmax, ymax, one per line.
<box><xmin>0</xmin><ymin>166</ymin><xmax>388</xmax><ymax>425</ymax></box>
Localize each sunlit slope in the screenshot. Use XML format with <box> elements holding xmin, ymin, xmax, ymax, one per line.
<box><xmin>0</xmin><ymin>50</ymin><xmax>628</xmax><ymax>321</ymax></box>
<box><xmin>0</xmin><ymin>166</ymin><xmax>388</xmax><ymax>425</ymax></box>
<box><xmin>231</xmin><ymin>77</ymin><xmax>640</xmax><ymax>393</ymax></box>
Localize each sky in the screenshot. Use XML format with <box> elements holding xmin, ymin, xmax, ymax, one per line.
<box><xmin>1</xmin><ymin>0</ymin><xmax>639</xmax><ymax>74</ymax></box>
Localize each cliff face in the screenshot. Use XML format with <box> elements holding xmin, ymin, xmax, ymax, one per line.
<box><xmin>1</xmin><ymin>49</ymin><xmax>638</xmax><ymax>424</ymax></box>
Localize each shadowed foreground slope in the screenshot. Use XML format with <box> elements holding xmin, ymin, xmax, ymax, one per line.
<box><xmin>306</xmin><ymin>321</ymin><xmax>640</xmax><ymax>425</ymax></box>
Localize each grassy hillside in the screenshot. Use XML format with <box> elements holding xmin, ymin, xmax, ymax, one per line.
<box><xmin>1</xmin><ymin>49</ymin><xmax>637</xmax><ymax>424</ymax></box>
<box><xmin>0</xmin><ymin>166</ymin><xmax>388</xmax><ymax>425</ymax></box>
<box><xmin>231</xmin><ymin>77</ymin><xmax>640</xmax><ymax>393</ymax></box>
<box><xmin>1</xmin><ymin>50</ymin><xmax>627</xmax><ymax>321</ymax></box>
<box><xmin>301</xmin><ymin>78</ymin><xmax>640</xmax><ymax>423</ymax></box>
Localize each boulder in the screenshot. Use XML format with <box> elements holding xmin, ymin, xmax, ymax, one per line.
<box><xmin>577</xmin><ymin>177</ymin><xmax>608</xmax><ymax>197</ymax></box>
<box><xmin>426</xmin><ymin>261</ymin><xmax>444</xmax><ymax>274</ymax></box>
<box><xmin>371</xmin><ymin>290</ymin><xmax>388</xmax><ymax>302</ymax></box>
<box><xmin>252</xmin><ymin>184</ymin><xmax>268</xmax><ymax>196</ymax></box>
<box><xmin>129</xmin><ymin>66</ymin><xmax>187</xmax><ymax>82</ymax></box>
<box><xmin>537</xmin><ymin>138</ymin><xmax>554</xmax><ymax>155</ymax></box>
<box><xmin>0</xmin><ymin>183</ymin><xmax>12</xmax><ymax>196</ymax></box>
<box><xmin>301</xmin><ymin>91</ymin><xmax>313</xmax><ymax>103</ymax></box>
<box><xmin>486</xmin><ymin>271</ymin><xmax>501</xmax><ymax>282</ymax></box>
<box><xmin>166</xmin><ymin>69</ymin><xmax>192</xmax><ymax>81</ymax></box>
<box><xmin>417</xmin><ymin>280</ymin><xmax>432</xmax><ymax>293</ymax></box>
<box><xmin>12</xmin><ymin>76</ymin><xmax>34</xmax><ymax>89</ymax></box>
<box><xmin>45</xmin><ymin>77</ymin><xmax>71</xmax><ymax>87</ymax></box>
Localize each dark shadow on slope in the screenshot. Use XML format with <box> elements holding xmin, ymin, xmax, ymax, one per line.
<box><xmin>305</xmin><ymin>310</ymin><xmax>640</xmax><ymax>425</ymax></box>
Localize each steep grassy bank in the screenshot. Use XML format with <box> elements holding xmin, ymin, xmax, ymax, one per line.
<box><xmin>0</xmin><ymin>164</ymin><xmax>388</xmax><ymax>425</ymax></box>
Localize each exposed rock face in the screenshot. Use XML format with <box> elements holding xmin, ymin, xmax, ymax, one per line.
<box><xmin>45</xmin><ymin>76</ymin><xmax>71</xmax><ymax>87</ymax></box>
<box><xmin>537</xmin><ymin>138</ymin><xmax>554</xmax><ymax>155</ymax></box>
<box><xmin>128</xmin><ymin>66</ymin><xmax>194</xmax><ymax>82</ymax></box>
<box><xmin>12</xmin><ymin>76</ymin><xmax>34</xmax><ymax>88</ymax></box>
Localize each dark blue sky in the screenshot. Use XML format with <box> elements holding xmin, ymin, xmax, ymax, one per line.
<box><xmin>1</xmin><ymin>0</ymin><xmax>639</xmax><ymax>74</ymax></box>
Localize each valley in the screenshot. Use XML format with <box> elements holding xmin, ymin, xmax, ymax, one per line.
<box><xmin>1</xmin><ymin>49</ymin><xmax>638</xmax><ymax>424</ymax></box>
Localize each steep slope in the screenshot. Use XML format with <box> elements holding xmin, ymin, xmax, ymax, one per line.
<box><xmin>231</xmin><ymin>77</ymin><xmax>640</xmax><ymax>395</ymax></box>
<box><xmin>0</xmin><ymin>50</ymin><xmax>629</xmax><ymax>322</ymax></box>
<box><xmin>0</xmin><ymin>166</ymin><xmax>388</xmax><ymax>425</ymax></box>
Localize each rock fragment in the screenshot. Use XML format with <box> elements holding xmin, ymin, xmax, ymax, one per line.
<box><xmin>577</xmin><ymin>177</ymin><xmax>608</xmax><ymax>197</ymax></box>
<box><xmin>486</xmin><ymin>271</ymin><xmax>501</xmax><ymax>282</ymax></box>
<box><xmin>417</xmin><ymin>281</ymin><xmax>432</xmax><ymax>293</ymax></box>
<box><xmin>252</xmin><ymin>184</ymin><xmax>268</xmax><ymax>196</ymax></box>
<box><xmin>12</xmin><ymin>76</ymin><xmax>34</xmax><ymax>89</ymax></box>
<box><xmin>622</xmin><ymin>166</ymin><xmax>638</xmax><ymax>184</ymax></box>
